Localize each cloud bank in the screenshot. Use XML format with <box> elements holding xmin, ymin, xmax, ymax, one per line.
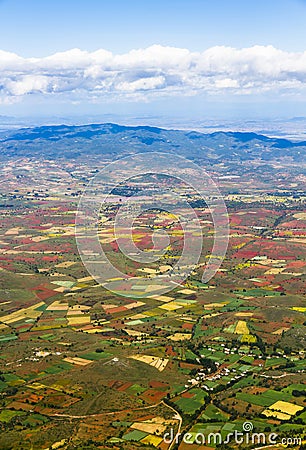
<box><xmin>1</xmin><ymin>45</ymin><xmax>306</xmax><ymax>104</ymax></box>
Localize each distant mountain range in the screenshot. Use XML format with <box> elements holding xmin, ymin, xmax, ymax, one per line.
<box><xmin>0</xmin><ymin>123</ymin><xmax>305</xmax><ymax>163</ymax></box>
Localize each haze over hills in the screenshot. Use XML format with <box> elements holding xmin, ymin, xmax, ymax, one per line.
<box><xmin>1</xmin><ymin>123</ymin><xmax>306</xmax><ymax>163</ymax></box>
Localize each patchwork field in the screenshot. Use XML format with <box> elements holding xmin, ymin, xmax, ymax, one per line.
<box><xmin>0</xmin><ymin>154</ymin><xmax>305</xmax><ymax>450</ymax></box>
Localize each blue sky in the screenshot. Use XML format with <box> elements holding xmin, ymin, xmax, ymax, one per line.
<box><xmin>1</xmin><ymin>0</ymin><xmax>306</xmax><ymax>55</ymax></box>
<box><xmin>1</xmin><ymin>0</ymin><xmax>306</xmax><ymax>119</ymax></box>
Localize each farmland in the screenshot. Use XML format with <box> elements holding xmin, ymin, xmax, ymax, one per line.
<box><xmin>0</xmin><ymin>128</ymin><xmax>305</xmax><ymax>449</ymax></box>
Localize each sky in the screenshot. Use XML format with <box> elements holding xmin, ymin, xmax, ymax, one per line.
<box><xmin>1</xmin><ymin>0</ymin><xmax>306</xmax><ymax>120</ymax></box>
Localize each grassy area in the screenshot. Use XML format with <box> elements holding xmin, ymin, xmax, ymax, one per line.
<box><xmin>236</xmin><ymin>389</ymin><xmax>292</xmax><ymax>407</ymax></box>
<box><xmin>0</xmin><ymin>410</ymin><xmax>26</xmax><ymax>423</ymax></box>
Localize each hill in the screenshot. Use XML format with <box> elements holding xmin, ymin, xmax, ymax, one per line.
<box><xmin>1</xmin><ymin>123</ymin><xmax>305</xmax><ymax>163</ymax></box>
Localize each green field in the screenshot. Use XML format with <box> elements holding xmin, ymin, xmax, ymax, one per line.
<box><xmin>201</xmin><ymin>404</ymin><xmax>230</xmax><ymax>421</ymax></box>
<box><xmin>122</xmin><ymin>429</ymin><xmax>148</xmax><ymax>441</ymax></box>
<box><xmin>236</xmin><ymin>389</ymin><xmax>292</xmax><ymax>407</ymax></box>
<box><xmin>175</xmin><ymin>388</ymin><xmax>207</xmax><ymax>414</ymax></box>
<box><xmin>0</xmin><ymin>410</ymin><xmax>26</xmax><ymax>423</ymax></box>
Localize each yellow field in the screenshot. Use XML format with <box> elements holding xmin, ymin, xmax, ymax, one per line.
<box><xmin>145</xmin><ymin>285</ymin><xmax>168</xmax><ymax>293</ymax></box>
<box><xmin>53</xmin><ymin>287</ymin><xmax>66</xmax><ymax>293</ymax></box>
<box><xmin>125</xmin><ymin>301</ymin><xmax>145</xmax><ymax>309</ymax></box>
<box><xmin>29</xmin><ymin>382</ymin><xmax>45</xmax><ymax>390</ymax></box>
<box><xmin>291</xmin><ymin>307</ymin><xmax>306</xmax><ymax>313</ymax></box>
<box><xmin>67</xmin><ymin>305</ymin><xmax>91</xmax><ymax>313</ymax></box>
<box><xmin>49</xmin><ymin>383</ymin><xmax>67</xmax><ymax>392</ymax></box>
<box><xmin>262</xmin><ymin>399</ymin><xmax>304</xmax><ymax>421</ymax></box>
<box><xmin>264</xmin><ymin>268</ymin><xmax>285</xmax><ymax>275</ymax></box>
<box><xmin>124</xmin><ymin>329</ymin><xmax>146</xmax><ymax>337</ymax></box>
<box><xmin>46</xmin><ymin>301</ymin><xmax>69</xmax><ymax>311</ymax></box>
<box><xmin>77</xmin><ymin>275</ymin><xmax>95</xmax><ymax>283</ymax></box>
<box><xmin>70</xmin><ymin>284</ymin><xmax>89</xmax><ymax>291</ymax></box>
<box><xmin>232</xmin><ymin>242</ymin><xmax>247</xmax><ymax>249</ymax></box>
<box><xmin>131</xmin><ymin>422</ymin><xmax>166</xmax><ymax>434</ymax></box>
<box><xmin>205</xmin><ymin>302</ymin><xmax>228</xmax><ymax>310</ymax></box>
<box><xmin>290</xmin><ymin>237</ymin><xmax>306</xmax><ymax>243</ymax></box>
<box><xmin>32</xmin><ymin>324</ymin><xmax>66</xmax><ymax>331</ymax></box>
<box><xmin>137</xmin><ymin>268</ymin><xmax>159</xmax><ymax>274</ymax></box>
<box><xmin>234</xmin><ymin>312</ymin><xmax>254</xmax><ymax>317</ymax></box>
<box><xmin>262</xmin><ymin>410</ymin><xmax>291</xmax><ymax>420</ymax></box>
<box><xmin>202</xmin><ymin>313</ymin><xmax>221</xmax><ymax>319</ymax></box>
<box><xmin>256</xmin><ymin>258</ymin><xmax>286</xmax><ymax>266</ymax></box>
<box><xmin>81</xmin><ymin>327</ymin><xmax>110</xmax><ymax>333</ymax></box>
<box><xmin>269</xmin><ymin>401</ymin><xmax>304</xmax><ymax>416</ymax></box>
<box><xmin>67</xmin><ymin>316</ymin><xmax>91</xmax><ymax>325</ymax></box>
<box><xmin>235</xmin><ymin>262</ymin><xmax>252</xmax><ymax>270</ymax></box>
<box><xmin>159</xmin><ymin>265</ymin><xmax>172</xmax><ymax>272</ymax></box>
<box><xmin>170</xmin><ymin>230</ymin><xmax>184</xmax><ymax>236</ymax></box>
<box><xmin>178</xmin><ymin>288</ymin><xmax>196</xmax><ymax>295</ymax></box>
<box><xmin>293</xmin><ymin>212</ymin><xmax>306</xmax><ymax>220</ymax></box>
<box><xmin>102</xmin><ymin>304</ymin><xmax>118</xmax><ymax>310</ymax></box>
<box><xmin>159</xmin><ymin>302</ymin><xmax>183</xmax><ymax>311</ymax></box>
<box><xmin>0</xmin><ymin>301</ymin><xmax>45</xmax><ymax>324</ymax></box>
<box><xmin>4</xmin><ymin>227</ymin><xmax>21</xmax><ymax>235</ymax></box>
<box><xmin>104</xmin><ymin>277</ymin><xmax>125</xmax><ymax>282</ymax></box>
<box><xmin>272</xmin><ymin>327</ymin><xmax>290</xmax><ymax>335</ymax></box>
<box><xmin>31</xmin><ymin>235</ymin><xmax>49</xmax><ymax>242</ymax></box>
<box><xmin>64</xmin><ymin>357</ymin><xmax>92</xmax><ymax>366</ymax></box>
<box><xmin>129</xmin><ymin>354</ymin><xmax>169</xmax><ymax>372</ymax></box>
<box><xmin>143</xmin><ymin>309</ymin><xmax>160</xmax><ymax>317</ymax></box>
<box><xmin>241</xmin><ymin>334</ymin><xmax>256</xmax><ymax>343</ymax></box>
<box><xmin>49</xmin><ymin>438</ymin><xmax>67</xmax><ymax>449</ymax></box>
<box><xmin>152</xmin><ymin>358</ymin><xmax>168</xmax><ymax>371</ymax></box>
<box><xmin>67</xmin><ymin>310</ymin><xmax>90</xmax><ymax>316</ymax></box>
<box><xmin>169</xmin><ymin>333</ymin><xmax>192</xmax><ymax>341</ymax></box>
<box><xmin>151</xmin><ymin>295</ymin><xmax>174</xmax><ymax>302</ymax></box>
<box><xmin>55</xmin><ymin>261</ymin><xmax>76</xmax><ymax>268</ymax></box>
<box><xmin>140</xmin><ymin>435</ymin><xmax>163</xmax><ymax>447</ymax></box>
<box><xmin>234</xmin><ymin>320</ymin><xmax>249</xmax><ymax>334</ymax></box>
<box><xmin>127</xmin><ymin>313</ymin><xmax>147</xmax><ymax>320</ymax></box>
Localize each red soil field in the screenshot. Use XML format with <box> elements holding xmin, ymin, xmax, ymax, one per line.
<box><xmin>115</xmin><ymin>382</ymin><xmax>133</xmax><ymax>392</ymax></box>
<box><xmin>140</xmin><ymin>388</ymin><xmax>165</xmax><ymax>403</ymax></box>
<box><xmin>149</xmin><ymin>380</ymin><xmax>169</xmax><ymax>390</ymax></box>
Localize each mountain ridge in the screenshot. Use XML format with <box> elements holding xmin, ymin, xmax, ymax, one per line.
<box><xmin>1</xmin><ymin>122</ymin><xmax>305</xmax><ymax>162</ymax></box>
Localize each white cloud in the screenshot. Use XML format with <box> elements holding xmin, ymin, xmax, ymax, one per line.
<box><xmin>1</xmin><ymin>44</ymin><xmax>306</xmax><ymax>104</ymax></box>
<box><xmin>214</xmin><ymin>78</ymin><xmax>239</xmax><ymax>89</ymax></box>
<box><xmin>6</xmin><ymin>75</ymin><xmax>50</xmax><ymax>96</ymax></box>
<box><xmin>116</xmin><ymin>75</ymin><xmax>165</xmax><ymax>92</ymax></box>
